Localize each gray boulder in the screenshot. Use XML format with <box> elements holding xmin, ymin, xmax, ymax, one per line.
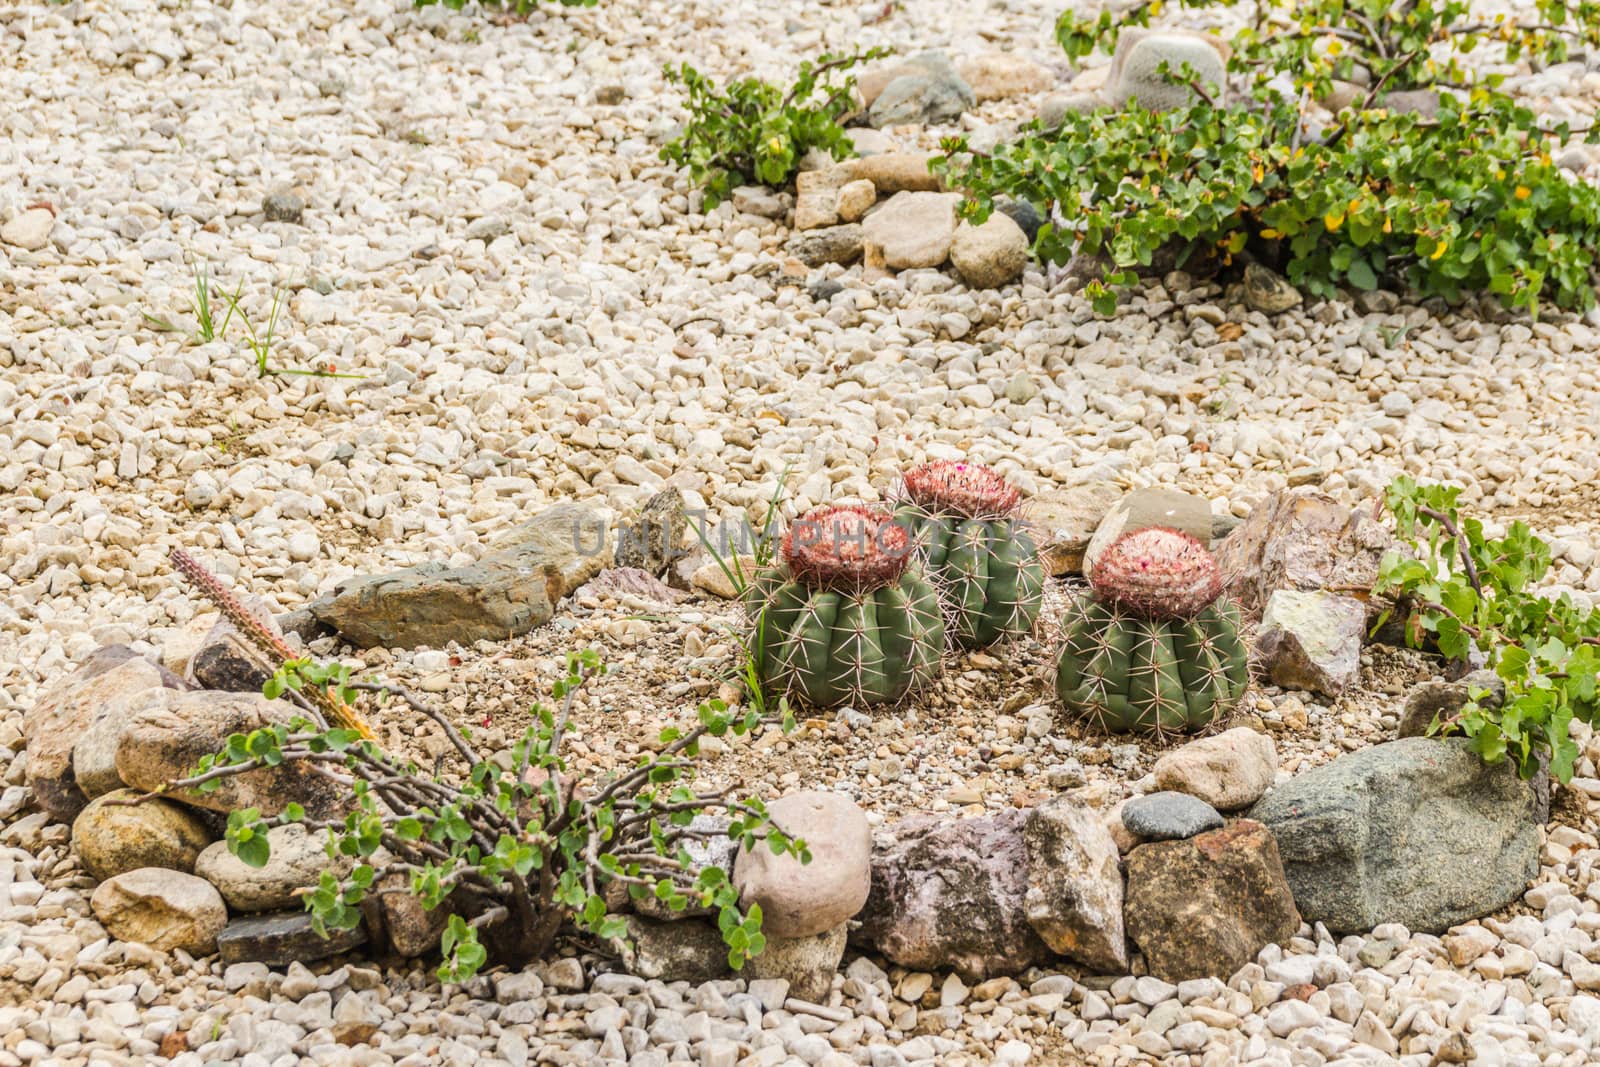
<box><xmin>786</xmin><ymin>224</ymin><xmax>864</xmax><ymax>267</ymax></box>
<box><xmin>195</xmin><ymin>823</ymin><xmax>351</xmax><ymax>912</ymax></box>
<box><xmin>1108</xmin><ymin>32</ymin><xmax>1229</xmax><ymax>111</ymax></box>
<box><xmin>854</xmin><ymin>810</ymin><xmax>1047</xmax><ymax>980</ymax></box>
<box><xmin>867</xmin><ymin>53</ymin><xmax>975</xmax><ymax>128</ymax></box>
<box><xmin>71</xmin><ymin>790</ymin><xmax>214</xmax><ymax>881</ymax></box>
<box><xmin>1250</xmin><ymin>738</ymin><xmax>1541</xmax><ymax>934</ymax></box>
<box><xmin>217</xmin><ymin>912</ymin><xmax>367</xmax><ymax>966</ymax></box>
<box><xmin>621</xmin><ymin>915</ymin><xmax>730</xmax><ymax>984</ymax></box>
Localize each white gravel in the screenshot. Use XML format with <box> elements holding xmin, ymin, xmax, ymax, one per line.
<box><xmin>5</xmin><ymin>0</ymin><xmax>1600</xmax><ymax>1064</ymax></box>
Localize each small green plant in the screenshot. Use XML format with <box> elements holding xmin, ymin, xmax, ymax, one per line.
<box><xmin>938</xmin><ymin>0</ymin><xmax>1600</xmax><ymax>316</ymax></box>
<box><xmin>164</xmin><ymin>650</ymin><xmax>806</xmax><ymax>981</ymax></box>
<box><xmin>142</xmin><ymin>261</ymin><xmax>241</xmax><ymax>343</ymax></box>
<box><xmin>661</xmin><ymin>50</ymin><xmax>889</xmax><ymax>208</ymax></box>
<box><xmin>217</xmin><ymin>286</ymin><xmax>364</xmax><ymax>380</ymax></box>
<box><xmin>1376</xmin><ymin>477</ymin><xmax>1600</xmax><ymax>781</ymax></box>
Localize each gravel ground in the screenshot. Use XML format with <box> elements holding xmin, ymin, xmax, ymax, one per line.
<box><xmin>6</xmin><ymin>0</ymin><xmax>1600</xmax><ymax>1064</ymax></box>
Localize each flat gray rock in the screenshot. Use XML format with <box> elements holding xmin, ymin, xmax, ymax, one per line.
<box><xmin>1122</xmin><ymin>792</ymin><xmax>1225</xmax><ymax>841</ymax></box>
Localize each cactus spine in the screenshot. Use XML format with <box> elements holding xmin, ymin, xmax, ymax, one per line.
<box><xmin>1055</xmin><ymin>528</ymin><xmax>1248</xmax><ymax>734</ymax></box>
<box><xmin>892</xmin><ymin>460</ymin><xmax>1045</xmax><ymax>649</ymax></box>
<box><xmin>747</xmin><ymin>505</ymin><xmax>944</xmax><ymax>707</ymax></box>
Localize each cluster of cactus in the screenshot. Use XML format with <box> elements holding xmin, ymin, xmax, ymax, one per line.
<box><xmin>892</xmin><ymin>461</ymin><xmax>1045</xmax><ymax>649</ymax></box>
<box><xmin>1055</xmin><ymin>528</ymin><xmax>1248</xmax><ymax>734</ymax></box>
<box><xmin>747</xmin><ymin>505</ymin><xmax>945</xmax><ymax>707</ymax></box>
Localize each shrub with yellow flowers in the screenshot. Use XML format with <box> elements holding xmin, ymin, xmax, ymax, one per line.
<box><xmin>936</xmin><ymin>0</ymin><xmax>1600</xmax><ymax>316</ymax></box>
<box><xmin>661</xmin><ymin>50</ymin><xmax>889</xmax><ymax>209</ymax></box>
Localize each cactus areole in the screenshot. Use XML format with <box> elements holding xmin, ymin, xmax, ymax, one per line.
<box><xmin>749</xmin><ymin>505</ymin><xmax>944</xmax><ymax>708</ymax></box>
<box><xmin>1057</xmin><ymin>528</ymin><xmax>1248</xmax><ymax>734</ymax></box>
<box><xmin>894</xmin><ymin>461</ymin><xmax>1045</xmax><ymax>649</ymax></box>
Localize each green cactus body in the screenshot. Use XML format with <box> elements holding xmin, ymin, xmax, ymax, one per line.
<box><xmin>750</xmin><ymin>565</ymin><xmax>944</xmax><ymax>707</ymax></box>
<box><xmin>894</xmin><ymin>507</ymin><xmax>1046</xmax><ymax>648</ymax></box>
<box><xmin>1056</xmin><ymin>596</ymin><xmax>1248</xmax><ymax>733</ymax></box>
<box><xmin>893</xmin><ymin>460</ymin><xmax>1046</xmax><ymax>649</ymax></box>
<box><xmin>746</xmin><ymin>504</ymin><xmax>945</xmax><ymax>708</ymax></box>
<box><xmin>1055</xmin><ymin>527</ymin><xmax>1248</xmax><ymax>734</ymax></box>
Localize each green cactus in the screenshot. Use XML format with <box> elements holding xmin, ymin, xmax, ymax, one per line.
<box><xmin>747</xmin><ymin>505</ymin><xmax>944</xmax><ymax>707</ymax></box>
<box><xmin>893</xmin><ymin>460</ymin><xmax>1046</xmax><ymax>649</ymax></box>
<box><xmin>1055</xmin><ymin>527</ymin><xmax>1248</xmax><ymax>734</ymax></box>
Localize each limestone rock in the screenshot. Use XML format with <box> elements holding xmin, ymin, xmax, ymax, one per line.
<box><xmin>24</xmin><ymin>648</ymin><xmax>179</xmax><ymax>823</ymax></box>
<box><xmin>196</xmin><ymin>823</ymin><xmax>350</xmax><ymax>912</ymax></box>
<box><xmin>956</xmin><ymin>53</ymin><xmax>1055</xmax><ymax>102</ymax></box>
<box><xmin>1255</xmin><ymin>590</ymin><xmax>1367</xmax><ymax>697</ymax></box>
<box><xmin>855</xmin><ymin>811</ymin><xmax>1048</xmax><ymax>980</ymax></box>
<box><xmin>794</xmin><ymin>167</ymin><xmax>848</xmax><ymax>231</ymax></box>
<box><xmin>309</xmin><ymin>544</ymin><xmax>566</xmax><ymax>649</ymax></box>
<box><xmin>74</xmin><ymin>687</ymin><xmax>174</xmax><ymax>801</ymax></box>
<box><xmin>1038</xmin><ymin>91</ymin><xmax>1106</xmax><ymax>127</ymax></box>
<box><xmin>1021</xmin><ymin>798</ymin><xmax>1127</xmax><ymax>972</ymax></box>
<box><xmin>115</xmin><ymin>691</ymin><xmax>348</xmax><ymax>820</ymax></box>
<box><xmin>835</xmin><ymin>179</ymin><xmax>876</xmax><ymax>223</ymax></box>
<box><xmin>1108</xmin><ymin>31</ymin><xmax>1230</xmax><ymax>111</ymax></box>
<box><xmin>842</xmin><ymin>153</ymin><xmax>942</xmax><ymax>194</ymax></box>
<box><xmin>1212</xmin><ymin>489</ymin><xmax>1395</xmax><ymax>619</ymax></box>
<box><xmin>1025</xmin><ymin>481</ymin><xmax>1123</xmax><ymax>576</ymax></box>
<box><xmin>862</xmin><ymin>191</ymin><xmax>961</xmax><ymax>271</ymax></box>
<box><xmin>734</xmin><ymin>791</ymin><xmax>871</xmax><ymax>939</ymax></box>
<box><xmin>1250</xmin><ymin>738</ymin><xmax>1541</xmax><ymax>934</ymax></box>
<box><xmin>950</xmin><ymin>214</ymin><xmax>1030</xmax><ymax>289</ymax></box>
<box><xmin>1083</xmin><ymin>487</ymin><xmax>1215</xmax><ymax>578</ymax></box>
<box><xmin>71</xmin><ymin>790</ymin><xmax>214</xmax><ymax>881</ymax></box>
<box><xmin>361</xmin><ymin>872</ymin><xmax>448</xmax><ymax>957</ymax></box>
<box><xmin>2</xmin><ymin>208</ymin><xmax>54</xmax><ymax>251</ymax></box>
<box><xmin>1153</xmin><ymin>728</ymin><xmax>1278</xmax><ymax>811</ymax></box>
<box><xmin>1124</xmin><ymin>820</ymin><xmax>1301</xmax><ymax>982</ymax></box>
<box><xmin>745</xmin><ymin>922</ymin><xmax>848</xmax><ymax>1002</ymax></box>
<box><xmin>91</xmin><ymin>868</ymin><xmax>229</xmax><ymax>954</ymax></box>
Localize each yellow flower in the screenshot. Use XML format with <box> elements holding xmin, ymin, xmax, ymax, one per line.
<box><xmin>766</xmin><ymin>136</ymin><xmax>785</xmax><ymax>154</ymax></box>
<box><xmin>1430</xmin><ymin>240</ymin><xmax>1448</xmax><ymax>261</ymax></box>
<box><xmin>1325</xmin><ymin>210</ymin><xmax>1345</xmax><ymax>232</ymax></box>
<box><xmin>1327</xmin><ymin>39</ymin><xmax>1343</xmax><ymax>56</ymax></box>
<box><xmin>1382</xmin><ymin>217</ymin><xmax>1392</xmax><ymax>234</ymax></box>
<box><xmin>1514</xmin><ymin>185</ymin><xmax>1531</xmax><ymax>200</ymax></box>
<box><xmin>1260</xmin><ymin>227</ymin><xmax>1281</xmax><ymax>239</ymax></box>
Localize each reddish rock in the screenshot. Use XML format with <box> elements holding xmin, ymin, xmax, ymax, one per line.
<box><xmin>1124</xmin><ymin>819</ymin><xmax>1301</xmax><ymax>983</ymax></box>
<box><xmin>854</xmin><ymin>810</ymin><xmax>1048</xmax><ymax>980</ymax></box>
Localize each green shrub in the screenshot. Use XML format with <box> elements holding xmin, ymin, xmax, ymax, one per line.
<box><xmin>1377</xmin><ymin>477</ymin><xmax>1600</xmax><ymax>782</ymax></box>
<box><xmin>938</xmin><ymin>0</ymin><xmax>1600</xmax><ymax>315</ymax></box>
<box><xmin>661</xmin><ymin>50</ymin><xmax>888</xmax><ymax>208</ymax></box>
<box><xmin>175</xmin><ymin>651</ymin><xmax>806</xmax><ymax>981</ymax></box>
